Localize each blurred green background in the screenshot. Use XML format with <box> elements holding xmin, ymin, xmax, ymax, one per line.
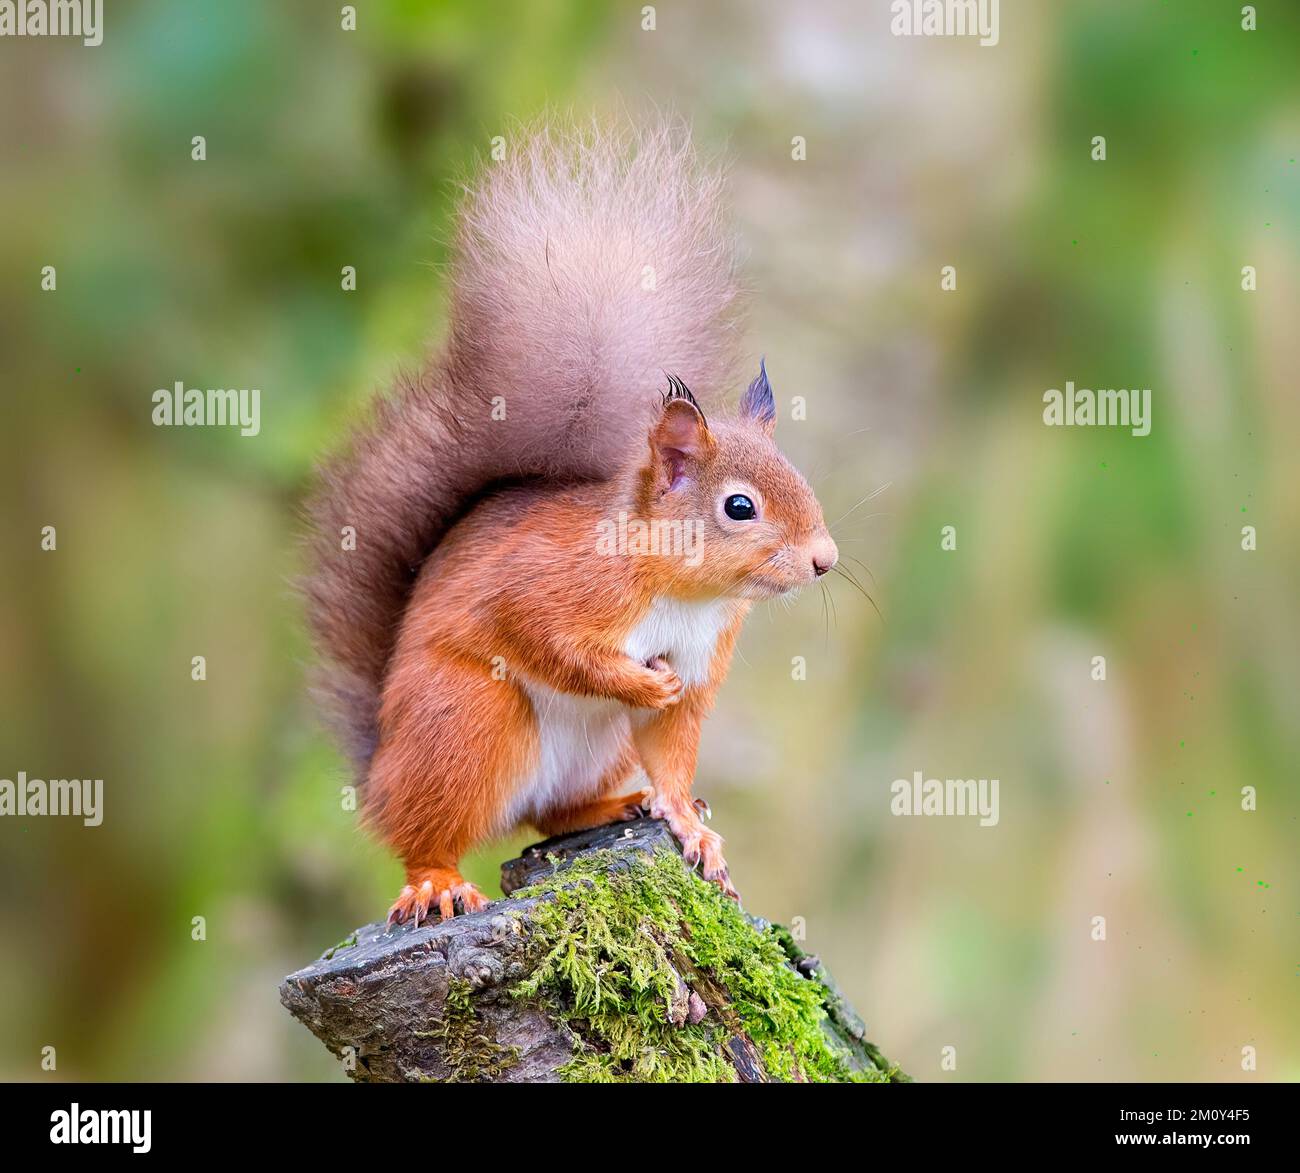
<box><xmin>1</xmin><ymin>0</ymin><xmax>1296</xmax><ymax>1081</ymax></box>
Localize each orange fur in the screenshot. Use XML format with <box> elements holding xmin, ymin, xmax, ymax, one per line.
<box><xmin>304</xmin><ymin>121</ymin><xmax>837</xmax><ymax>923</ymax></box>
<box><xmin>368</xmin><ymin>390</ymin><xmax>835</xmax><ymax>922</ymax></box>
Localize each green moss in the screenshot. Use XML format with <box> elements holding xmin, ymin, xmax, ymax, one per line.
<box><xmin>415</xmin><ymin>978</ymin><xmax>520</xmax><ymax>1082</ymax></box>
<box><xmin>770</xmin><ymin>922</ymin><xmax>909</xmax><ymax>1082</ymax></box>
<box><xmin>510</xmin><ymin>847</ymin><xmax>897</xmax><ymax>1083</ymax></box>
<box><xmin>322</xmin><ymin>931</ymin><xmax>357</xmax><ymax>960</ymax></box>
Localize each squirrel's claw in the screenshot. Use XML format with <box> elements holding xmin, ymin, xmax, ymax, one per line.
<box><xmin>710</xmin><ymin>866</ymin><xmax>740</xmax><ymax>902</ymax></box>
<box><xmin>387</xmin><ymin>885</ymin><xmax>417</xmax><ymax>928</ymax></box>
<box><xmin>413</xmin><ymin>880</ymin><xmax>435</xmax><ymax>926</ymax></box>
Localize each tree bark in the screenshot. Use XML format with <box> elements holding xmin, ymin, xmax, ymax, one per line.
<box><xmin>279</xmin><ymin>818</ymin><xmax>905</xmax><ymax>1083</ymax></box>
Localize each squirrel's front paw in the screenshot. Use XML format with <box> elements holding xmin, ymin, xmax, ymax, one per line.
<box><xmin>627</xmin><ymin>656</ymin><xmax>684</xmax><ymax>710</ymax></box>
<box><xmin>653</xmin><ymin>798</ymin><xmax>739</xmax><ymax>900</ymax></box>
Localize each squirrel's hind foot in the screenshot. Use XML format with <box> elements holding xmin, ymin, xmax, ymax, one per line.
<box><xmin>652</xmin><ymin>798</ymin><xmax>740</xmax><ymax>902</ymax></box>
<box><xmin>386</xmin><ymin>867</ymin><xmax>489</xmax><ymax>928</ymax></box>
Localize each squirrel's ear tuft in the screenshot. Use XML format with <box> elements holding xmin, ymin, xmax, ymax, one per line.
<box><xmin>740</xmin><ymin>357</ymin><xmax>776</xmax><ymax>434</ymax></box>
<box><xmin>662</xmin><ymin>373</ymin><xmax>705</xmax><ymax>417</ymax></box>
<box><xmin>650</xmin><ymin>376</ymin><xmax>715</xmax><ymax>491</ymax></box>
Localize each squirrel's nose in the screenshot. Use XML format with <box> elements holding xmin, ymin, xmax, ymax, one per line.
<box><xmin>811</xmin><ymin>536</ymin><xmax>838</xmax><ymax>578</ymax></box>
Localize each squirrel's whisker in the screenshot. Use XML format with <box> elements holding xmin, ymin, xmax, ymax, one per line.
<box><xmin>831</xmin><ymin>564</ymin><xmax>884</xmax><ymax>623</ymax></box>
<box><xmin>827</xmin><ymin>482</ymin><xmax>892</xmax><ymax>530</ymax></box>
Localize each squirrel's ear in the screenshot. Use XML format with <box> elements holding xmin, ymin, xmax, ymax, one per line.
<box><xmin>649</xmin><ymin>377</ymin><xmax>715</xmax><ymax>491</ymax></box>
<box><xmin>739</xmin><ymin>357</ymin><xmax>776</xmax><ymax>435</ymax></box>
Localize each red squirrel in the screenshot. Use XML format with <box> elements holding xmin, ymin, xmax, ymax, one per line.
<box><xmin>305</xmin><ymin>121</ymin><xmax>838</xmax><ymax>926</ymax></box>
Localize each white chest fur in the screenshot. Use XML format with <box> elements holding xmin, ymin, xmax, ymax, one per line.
<box><xmin>507</xmin><ymin>596</ymin><xmax>734</xmax><ymax>827</ymax></box>
<box><xmin>622</xmin><ymin>595</ymin><xmax>734</xmax><ymax>687</ymax></box>
<box><xmin>509</xmin><ymin>684</ymin><xmax>628</xmax><ymax>826</ymax></box>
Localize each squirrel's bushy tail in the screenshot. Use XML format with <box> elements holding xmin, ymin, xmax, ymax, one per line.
<box><xmin>305</xmin><ymin>117</ymin><xmax>744</xmax><ymax>773</ymax></box>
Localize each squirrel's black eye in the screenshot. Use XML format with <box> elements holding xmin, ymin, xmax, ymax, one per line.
<box><xmin>724</xmin><ymin>494</ymin><xmax>757</xmax><ymax>521</ymax></box>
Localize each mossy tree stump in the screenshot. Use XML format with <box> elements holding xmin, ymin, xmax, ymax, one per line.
<box><xmin>279</xmin><ymin>818</ymin><xmax>905</xmax><ymax>1083</ymax></box>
